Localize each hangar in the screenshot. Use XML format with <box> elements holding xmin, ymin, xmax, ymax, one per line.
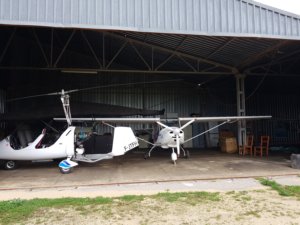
<box><xmin>0</xmin><ymin>0</ymin><xmax>300</xmax><ymax>157</ymax></box>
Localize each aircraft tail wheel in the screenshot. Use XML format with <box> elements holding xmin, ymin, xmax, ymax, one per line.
<box><xmin>4</xmin><ymin>160</ymin><xmax>17</xmax><ymax>170</ymax></box>
<box><xmin>59</xmin><ymin>167</ymin><xmax>73</xmax><ymax>174</ymax></box>
<box><xmin>144</xmin><ymin>153</ymin><xmax>150</xmax><ymax>159</ymax></box>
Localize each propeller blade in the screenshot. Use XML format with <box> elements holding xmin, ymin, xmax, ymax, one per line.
<box><xmin>176</xmin><ymin>135</ymin><xmax>180</xmax><ymax>155</ymax></box>
<box><xmin>156</xmin><ymin>121</ymin><xmax>173</xmax><ymax>131</ymax></box>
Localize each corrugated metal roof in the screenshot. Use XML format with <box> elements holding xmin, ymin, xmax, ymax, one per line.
<box><xmin>0</xmin><ymin>0</ymin><xmax>300</xmax><ymax>40</ymax></box>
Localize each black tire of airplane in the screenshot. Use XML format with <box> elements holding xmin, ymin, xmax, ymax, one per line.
<box><xmin>4</xmin><ymin>160</ymin><xmax>17</xmax><ymax>170</ymax></box>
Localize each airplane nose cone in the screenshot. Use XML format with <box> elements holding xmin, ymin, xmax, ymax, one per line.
<box><xmin>173</xmin><ymin>128</ymin><xmax>183</xmax><ymax>136</ymax></box>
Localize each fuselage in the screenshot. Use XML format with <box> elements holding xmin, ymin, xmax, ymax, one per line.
<box><xmin>0</xmin><ymin>127</ymin><xmax>76</xmax><ymax>160</ymax></box>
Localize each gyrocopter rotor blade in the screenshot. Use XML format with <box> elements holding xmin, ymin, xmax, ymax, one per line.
<box><xmin>7</xmin><ymin>79</ymin><xmax>181</xmax><ymax>102</ymax></box>
<box><xmin>6</xmin><ymin>91</ymin><xmax>63</xmax><ymax>102</ymax></box>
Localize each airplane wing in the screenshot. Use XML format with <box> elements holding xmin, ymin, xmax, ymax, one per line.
<box><xmin>56</xmin><ymin>115</ymin><xmax>271</xmax><ymax>123</ymax></box>
<box><xmin>179</xmin><ymin>115</ymin><xmax>272</xmax><ymax>123</ymax></box>
<box><xmin>178</xmin><ymin>115</ymin><xmax>272</xmax><ymax>144</ymax></box>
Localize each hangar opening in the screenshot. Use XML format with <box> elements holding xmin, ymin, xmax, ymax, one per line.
<box><xmin>1</xmin><ymin>0</ymin><xmax>300</xmax><ymax>173</ymax></box>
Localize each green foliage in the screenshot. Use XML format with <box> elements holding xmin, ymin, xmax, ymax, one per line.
<box><xmin>154</xmin><ymin>191</ymin><xmax>220</xmax><ymax>204</ymax></box>
<box><xmin>0</xmin><ymin>197</ymin><xmax>112</xmax><ymax>225</ymax></box>
<box><xmin>0</xmin><ymin>191</ymin><xmax>222</xmax><ymax>224</ymax></box>
<box><xmin>118</xmin><ymin>195</ymin><xmax>145</xmax><ymax>202</ymax></box>
<box><xmin>284</xmin><ymin>186</ymin><xmax>300</xmax><ymax>198</ymax></box>
<box><xmin>258</xmin><ymin>178</ymin><xmax>300</xmax><ymax>198</ymax></box>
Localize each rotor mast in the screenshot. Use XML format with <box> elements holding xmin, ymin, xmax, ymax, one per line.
<box><xmin>60</xmin><ymin>89</ymin><xmax>72</xmax><ymax>126</ymax></box>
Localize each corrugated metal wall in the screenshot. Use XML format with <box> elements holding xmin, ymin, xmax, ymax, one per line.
<box><xmin>68</xmin><ymin>73</ymin><xmax>300</xmax><ymax>146</ymax></box>
<box><xmin>66</xmin><ymin>73</ymin><xmax>238</xmax><ymax>146</ymax></box>
<box><xmin>0</xmin><ymin>0</ymin><xmax>300</xmax><ymax>40</ymax></box>
<box><xmin>0</xmin><ymin>89</ymin><xmax>4</xmax><ymax>113</ymax></box>
<box><xmin>0</xmin><ymin>89</ymin><xmax>5</xmax><ymax>130</ymax></box>
<box><xmin>69</xmin><ymin>74</ymin><xmax>236</xmax><ymax>118</ymax></box>
<box><xmin>4</xmin><ymin>73</ymin><xmax>300</xmax><ymax>147</ymax></box>
<box><xmin>246</xmin><ymin>93</ymin><xmax>300</xmax><ymax>145</ymax></box>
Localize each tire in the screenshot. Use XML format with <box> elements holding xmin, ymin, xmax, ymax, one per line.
<box><xmin>4</xmin><ymin>160</ymin><xmax>17</xmax><ymax>170</ymax></box>
<box><xmin>59</xmin><ymin>167</ymin><xmax>73</xmax><ymax>174</ymax></box>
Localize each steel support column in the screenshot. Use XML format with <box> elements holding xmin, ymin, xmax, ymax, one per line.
<box><xmin>236</xmin><ymin>74</ymin><xmax>246</xmax><ymax>146</ymax></box>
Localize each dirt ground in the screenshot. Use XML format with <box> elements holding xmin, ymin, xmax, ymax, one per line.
<box><xmin>22</xmin><ymin>189</ymin><xmax>300</xmax><ymax>225</ymax></box>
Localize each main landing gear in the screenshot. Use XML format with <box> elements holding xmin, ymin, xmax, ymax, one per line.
<box><xmin>2</xmin><ymin>160</ymin><xmax>18</xmax><ymax>170</ymax></box>
<box><xmin>144</xmin><ymin>146</ymin><xmax>190</xmax><ymax>164</ymax></box>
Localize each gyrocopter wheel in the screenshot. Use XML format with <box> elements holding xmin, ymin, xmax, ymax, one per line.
<box><xmin>59</xmin><ymin>167</ymin><xmax>73</xmax><ymax>174</ymax></box>
<box><xmin>3</xmin><ymin>160</ymin><xmax>17</xmax><ymax>170</ymax></box>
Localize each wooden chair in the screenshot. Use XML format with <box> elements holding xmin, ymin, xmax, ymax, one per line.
<box><xmin>254</xmin><ymin>136</ymin><xmax>270</xmax><ymax>157</ymax></box>
<box><xmin>239</xmin><ymin>135</ymin><xmax>254</xmax><ymax>156</ymax></box>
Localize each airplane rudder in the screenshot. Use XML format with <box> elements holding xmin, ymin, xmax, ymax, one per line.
<box><xmin>112</xmin><ymin>127</ymin><xmax>139</xmax><ymax>156</ymax></box>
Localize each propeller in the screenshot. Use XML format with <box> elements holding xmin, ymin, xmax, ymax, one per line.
<box><xmin>176</xmin><ymin>134</ymin><xmax>180</xmax><ymax>155</ymax></box>
<box><xmin>157</xmin><ymin>119</ymin><xmax>195</xmax><ymax>156</ymax></box>
<box><xmin>179</xmin><ymin>119</ymin><xmax>195</xmax><ymax>130</ymax></box>
<box><xmin>156</xmin><ymin>121</ymin><xmax>173</xmax><ymax>131</ymax></box>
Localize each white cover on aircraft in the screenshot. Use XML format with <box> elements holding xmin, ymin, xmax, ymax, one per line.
<box><xmin>111</xmin><ymin>127</ymin><xmax>139</xmax><ymax>156</ymax></box>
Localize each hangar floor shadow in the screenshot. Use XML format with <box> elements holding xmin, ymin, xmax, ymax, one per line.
<box><xmin>0</xmin><ymin>148</ymin><xmax>299</xmax><ymax>190</ymax></box>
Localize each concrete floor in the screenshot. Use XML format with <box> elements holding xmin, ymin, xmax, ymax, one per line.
<box><xmin>0</xmin><ymin>149</ymin><xmax>299</xmax><ymax>190</ymax></box>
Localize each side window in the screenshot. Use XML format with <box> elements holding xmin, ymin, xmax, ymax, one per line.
<box><xmin>9</xmin><ymin>135</ymin><xmax>21</xmax><ymax>150</ymax></box>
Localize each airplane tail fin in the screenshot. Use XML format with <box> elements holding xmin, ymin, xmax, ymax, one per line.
<box><xmin>111</xmin><ymin>127</ymin><xmax>139</xmax><ymax>156</ymax></box>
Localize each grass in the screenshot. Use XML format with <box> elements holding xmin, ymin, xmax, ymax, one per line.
<box><xmin>154</xmin><ymin>191</ymin><xmax>220</xmax><ymax>204</ymax></box>
<box><xmin>230</xmin><ymin>191</ymin><xmax>252</xmax><ymax>202</ymax></box>
<box><xmin>118</xmin><ymin>195</ymin><xmax>145</xmax><ymax>202</ymax></box>
<box><xmin>0</xmin><ymin>191</ymin><xmax>220</xmax><ymax>225</ymax></box>
<box><xmin>2</xmin><ymin>181</ymin><xmax>299</xmax><ymax>225</ymax></box>
<box><xmin>258</xmin><ymin>178</ymin><xmax>300</xmax><ymax>199</ymax></box>
<box><xmin>0</xmin><ymin>197</ymin><xmax>113</xmax><ymax>225</ymax></box>
<box><xmin>242</xmin><ymin>210</ymin><xmax>261</xmax><ymax>218</ymax></box>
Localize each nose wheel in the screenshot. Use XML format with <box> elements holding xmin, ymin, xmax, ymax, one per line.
<box><xmin>171</xmin><ymin>149</ymin><xmax>177</xmax><ymax>165</ymax></box>
<box><xmin>59</xmin><ymin>167</ymin><xmax>73</xmax><ymax>174</ymax></box>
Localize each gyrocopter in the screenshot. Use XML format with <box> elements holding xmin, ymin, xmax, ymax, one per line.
<box><xmin>0</xmin><ymin>89</ymin><xmax>139</xmax><ymax>174</ymax></box>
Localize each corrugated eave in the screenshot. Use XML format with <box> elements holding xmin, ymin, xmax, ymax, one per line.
<box><xmin>0</xmin><ymin>0</ymin><xmax>299</xmax><ymax>40</ymax></box>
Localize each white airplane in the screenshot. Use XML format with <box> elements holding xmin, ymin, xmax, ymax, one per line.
<box><xmin>0</xmin><ymin>90</ymin><xmax>139</xmax><ymax>174</ymax></box>
<box><xmin>63</xmin><ymin>115</ymin><xmax>272</xmax><ymax>165</ymax></box>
